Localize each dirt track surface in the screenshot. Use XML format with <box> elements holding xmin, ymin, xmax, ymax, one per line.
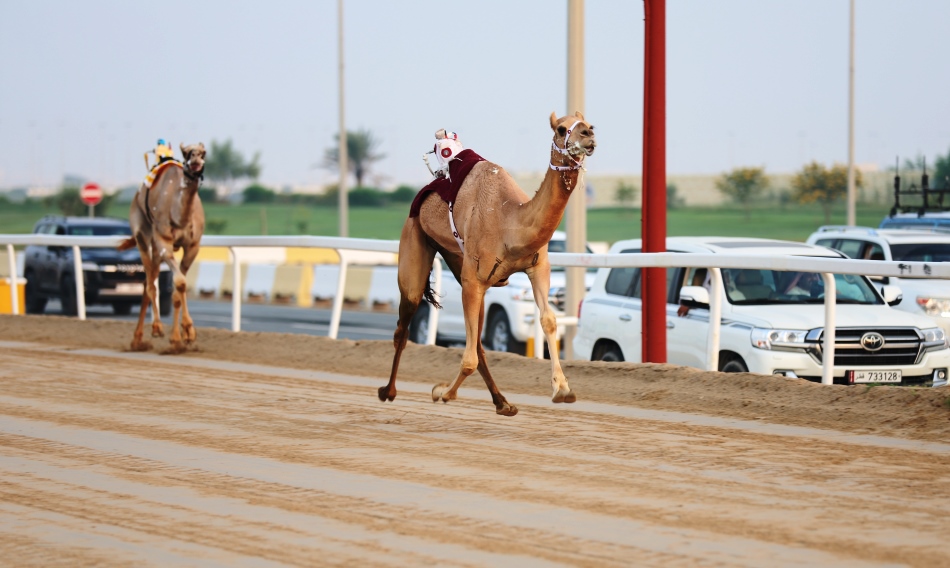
<box><xmin>2</xmin><ymin>315</ymin><xmax>950</xmax><ymax>566</ymax></box>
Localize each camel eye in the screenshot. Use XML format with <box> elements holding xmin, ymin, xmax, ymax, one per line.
<box><xmin>581</xmin><ymin>130</ymin><xmax>590</xmax><ymax>136</ymax></box>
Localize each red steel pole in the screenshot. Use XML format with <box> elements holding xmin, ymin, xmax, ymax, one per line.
<box><xmin>642</xmin><ymin>0</ymin><xmax>667</xmax><ymax>363</ymax></box>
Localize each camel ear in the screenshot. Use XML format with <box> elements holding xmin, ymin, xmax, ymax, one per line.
<box><xmin>550</xmin><ymin>112</ymin><xmax>559</xmax><ymax>130</ymax></box>
<box><xmin>574</xmin><ymin>111</ymin><xmax>585</xmax><ymax>121</ymax></box>
<box><xmin>180</xmin><ymin>143</ymin><xmax>190</xmax><ymax>158</ymax></box>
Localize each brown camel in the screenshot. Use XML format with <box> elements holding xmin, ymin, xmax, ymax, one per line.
<box><xmin>118</xmin><ymin>143</ymin><xmax>206</xmax><ymax>353</ymax></box>
<box><xmin>380</xmin><ymin>112</ymin><xmax>596</xmax><ymax>415</ymax></box>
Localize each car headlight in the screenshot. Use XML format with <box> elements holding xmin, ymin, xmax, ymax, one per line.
<box><xmin>509</xmin><ymin>286</ymin><xmax>534</xmax><ymax>302</ymax></box>
<box><xmin>921</xmin><ymin>327</ymin><xmax>949</xmax><ymax>351</ymax></box>
<box><xmin>81</xmin><ymin>262</ymin><xmax>99</xmax><ymax>271</ymax></box>
<box><xmin>751</xmin><ymin>327</ymin><xmax>809</xmax><ymax>350</ymax></box>
<box><xmin>916</xmin><ymin>296</ymin><xmax>950</xmax><ymax>317</ymax></box>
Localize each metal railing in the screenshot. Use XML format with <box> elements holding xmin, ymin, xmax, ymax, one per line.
<box><xmin>4</xmin><ymin>234</ymin><xmax>950</xmax><ymax>386</ymax></box>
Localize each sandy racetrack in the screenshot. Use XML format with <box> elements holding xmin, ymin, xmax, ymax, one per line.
<box><xmin>2</xmin><ymin>314</ymin><xmax>950</xmax><ymax>566</ymax></box>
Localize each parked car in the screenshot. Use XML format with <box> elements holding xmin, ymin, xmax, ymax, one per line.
<box><xmin>806</xmin><ymin>226</ymin><xmax>950</xmax><ymax>334</ymax></box>
<box><xmin>23</xmin><ymin>215</ymin><xmax>172</xmax><ymax>316</ymax></box>
<box><xmin>574</xmin><ymin>236</ymin><xmax>950</xmax><ymax>387</ymax></box>
<box><xmin>409</xmin><ymin>231</ymin><xmax>596</xmax><ymax>355</ymax></box>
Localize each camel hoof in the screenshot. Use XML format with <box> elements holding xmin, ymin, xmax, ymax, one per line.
<box><xmin>431</xmin><ymin>383</ymin><xmax>450</xmax><ymax>403</ymax></box>
<box><xmin>162</xmin><ymin>342</ymin><xmax>187</xmax><ymax>355</ymax></box>
<box><xmin>130</xmin><ymin>340</ymin><xmax>151</xmax><ymax>352</ymax></box>
<box><xmin>496</xmin><ymin>403</ymin><xmax>519</xmax><ymax>417</ymax></box>
<box><xmin>183</xmin><ymin>325</ymin><xmax>197</xmax><ymax>343</ymax></box>
<box><xmin>552</xmin><ymin>388</ymin><xmax>577</xmax><ymax>404</ymax></box>
<box><xmin>378</xmin><ymin>386</ymin><xmax>395</xmax><ymax>402</ymax></box>
<box><xmin>151</xmin><ymin>325</ymin><xmax>165</xmax><ymax>338</ymax></box>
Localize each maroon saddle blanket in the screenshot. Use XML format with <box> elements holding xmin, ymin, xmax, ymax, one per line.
<box><xmin>408</xmin><ymin>149</ymin><xmax>486</xmax><ymax>218</ymax></box>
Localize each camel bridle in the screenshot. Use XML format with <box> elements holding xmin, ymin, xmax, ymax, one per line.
<box><xmin>549</xmin><ymin>120</ymin><xmax>588</xmax><ymax>173</ymax></box>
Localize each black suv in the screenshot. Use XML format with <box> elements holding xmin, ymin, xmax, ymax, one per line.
<box><xmin>23</xmin><ymin>216</ymin><xmax>172</xmax><ymax>316</ymax></box>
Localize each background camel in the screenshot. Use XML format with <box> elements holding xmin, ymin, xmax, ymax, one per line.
<box><xmin>118</xmin><ymin>143</ymin><xmax>206</xmax><ymax>353</ymax></box>
<box><xmin>380</xmin><ymin>112</ymin><xmax>596</xmax><ymax>415</ymax></box>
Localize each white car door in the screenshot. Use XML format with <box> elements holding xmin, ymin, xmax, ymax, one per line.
<box><xmin>666</xmin><ymin>266</ymin><xmax>711</xmax><ymax>369</ymax></box>
<box><xmin>436</xmin><ymin>260</ymin><xmax>466</xmax><ymax>341</ymax></box>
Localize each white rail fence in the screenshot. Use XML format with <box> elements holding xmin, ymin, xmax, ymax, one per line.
<box><xmin>4</xmin><ymin>234</ymin><xmax>950</xmax><ymax>386</ymax></box>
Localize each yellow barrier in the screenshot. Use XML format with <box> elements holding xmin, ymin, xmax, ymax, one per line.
<box><xmin>0</xmin><ymin>278</ymin><xmax>26</xmax><ymax>315</ymax></box>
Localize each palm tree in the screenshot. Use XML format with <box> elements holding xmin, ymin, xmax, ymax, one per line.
<box><xmin>204</xmin><ymin>139</ymin><xmax>262</xmax><ymax>198</ymax></box>
<box><xmin>323</xmin><ymin>128</ymin><xmax>386</xmax><ymax>188</ymax></box>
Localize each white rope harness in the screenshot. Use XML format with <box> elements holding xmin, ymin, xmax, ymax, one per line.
<box><xmin>448</xmin><ymin>200</ymin><xmax>465</xmax><ymax>254</ymax></box>
<box><xmin>549</xmin><ymin>120</ymin><xmax>586</xmax><ymax>172</ymax></box>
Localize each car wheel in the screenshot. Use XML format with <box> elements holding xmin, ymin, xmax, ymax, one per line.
<box><xmin>112</xmin><ymin>302</ymin><xmax>134</xmax><ymax>316</ymax></box>
<box><xmin>593</xmin><ymin>342</ymin><xmax>624</xmax><ymax>362</ymax></box>
<box><xmin>719</xmin><ymin>355</ymin><xmax>749</xmax><ymax>373</ymax></box>
<box><xmin>485</xmin><ymin>310</ymin><xmax>517</xmax><ymax>353</ymax></box>
<box><xmin>60</xmin><ymin>276</ymin><xmax>78</xmax><ymax>316</ymax></box>
<box><xmin>24</xmin><ymin>272</ymin><xmax>47</xmax><ymax>314</ymax></box>
<box><xmin>159</xmin><ymin>293</ymin><xmax>172</xmax><ymax>316</ymax></box>
<box><xmin>408</xmin><ymin>304</ymin><xmax>430</xmax><ymax>344</ymax></box>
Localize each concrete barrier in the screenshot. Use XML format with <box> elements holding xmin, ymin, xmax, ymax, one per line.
<box><xmin>194</xmin><ymin>261</ymin><xmax>226</xmax><ymax>299</ymax></box>
<box><xmin>272</xmin><ymin>264</ymin><xmax>312</xmax><ymax>306</ymax></box>
<box><xmin>244</xmin><ymin>264</ymin><xmax>278</xmax><ymax>302</ymax></box>
<box><xmin>367</xmin><ymin>265</ymin><xmax>400</xmax><ymax>309</ymax></box>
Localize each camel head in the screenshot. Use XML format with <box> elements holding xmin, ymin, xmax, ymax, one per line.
<box><xmin>180</xmin><ymin>142</ymin><xmax>206</xmax><ymax>178</ymax></box>
<box><xmin>549</xmin><ymin>111</ymin><xmax>596</xmax><ymax>161</ymax></box>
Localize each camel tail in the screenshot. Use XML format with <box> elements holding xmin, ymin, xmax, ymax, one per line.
<box><xmin>423</xmin><ymin>282</ymin><xmax>442</xmax><ymax>310</ymax></box>
<box><xmin>117</xmin><ymin>237</ymin><xmax>137</xmax><ymax>251</ymax></box>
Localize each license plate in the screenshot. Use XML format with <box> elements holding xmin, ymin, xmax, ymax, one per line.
<box><xmin>852</xmin><ymin>370</ymin><xmax>902</xmax><ymax>384</ymax></box>
<box><xmin>115</xmin><ymin>283</ymin><xmax>145</xmax><ymax>294</ymax></box>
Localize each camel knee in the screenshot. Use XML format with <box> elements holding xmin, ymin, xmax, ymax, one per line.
<box><xmin>540</xmin><ymin>311</ymin><xmax>558</xmax><ymax>335</ymax></box>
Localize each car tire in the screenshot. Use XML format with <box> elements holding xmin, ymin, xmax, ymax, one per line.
<box><xmin>719</xmin><ymin>355</ymin><xmax>749</xmax><ymax>373</ymax></box>
<box><xmin>24</xmin><ymin>272</ymin><xmax>47</xmax><ymax>314</ymax></box>
<box><xmin>408</xmin><ymin>304</ymin><xmax>430</xmax><ymax>344</ymax></box>
<box><xmin>60</xmin><ymin>275</ymin><xmax>78</xmax><ymax>316</ymax></box>
<box><xmin>159</xmin><ymin>293</ymin><xmax>172</xmax><ymax>316</ymax></box>
<box><xmin>593</xmin><ymin>342</ymin><xmax>624</xmax><ymax>362</ymax></box>
<box><xmin>112</xmin><ymin>302</ymin><xmax>134</xmax><ymax>316</ymax></box>
<box><xmin>485</xmin><ymin>309</ymin><xmax>522</xmax><ymax>353</ymax></box>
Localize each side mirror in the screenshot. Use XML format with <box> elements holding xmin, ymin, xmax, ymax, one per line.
<box><xmin>880</xmin><ymin>285</ymin><xmax>903</xmax><ymax>306</ymax></box>
<box><xmin>680</xmin><ymin>285</ymin><xmax>710</xmax><ymax>308</ymax></box>
<box><xmin>869</xmin><ymin>275</ymin><xmax>890</xmax><ymax>285</ymax></box>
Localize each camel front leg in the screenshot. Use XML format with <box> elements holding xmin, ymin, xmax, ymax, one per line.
<box><xmin>473</xmin><ymin>301</ymin><xmax>517</xmax><ymax>415</ymax></box>
<box><xmin>177</xmin><ymin>244</ymin><xmax>201</xmax><ymax>343</ymax></box>
<box><xmin>433</xmin><ymin>281</ymin><xmax>517</xmax><ymax>416</ymax></box>
<box><xmin>527</xmin><ymin>266</ymin><xmax>575</xmax><ymax>403</ymax></box>
<box><xmin>156</xmin><ymin>239</ymin><xmax>188</xmax><ymax>352</ymax></box>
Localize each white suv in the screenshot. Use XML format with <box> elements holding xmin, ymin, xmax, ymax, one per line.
<box><xmin>574</xmin><ymin>236</ymin><xmax>950</xmax><ymax>387</ymax></box>
<box><xmin>409</xmin><ymin>231</ymin><xmax>596</xmax><ymax>355</ymax></box>
<box><xmin>806</xmin><ymin>226</ymin><xmax>950</xmax><ymax>335</ymax></box>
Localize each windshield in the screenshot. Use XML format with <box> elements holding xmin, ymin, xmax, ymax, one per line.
<box><xmin>721</xmin><ymin>268</ymin><xmax>882</xmax><ymax>305</ymax></box>
<box><xmin>889</xmin><ymin>243</ymin><xmax>950</xmax><ymax>263</ymax></box>
<box><xmin>67</xmin><ymin>225</ymin><xmax>132</xmax><ymax>236</ymax></box>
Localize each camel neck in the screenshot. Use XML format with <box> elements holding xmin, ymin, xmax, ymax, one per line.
<box><xmin>519</xmin><ymin>160</ymin><xmax>581</xmax><ymax>248</ymax></box>
<box><xmin>176</xmin><ymin>175</ymin><xmax>201</xmax><ymax>228</ymax></box>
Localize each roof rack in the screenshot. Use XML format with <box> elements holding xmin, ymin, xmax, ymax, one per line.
<box><xmin>889</xmin><ymin>157</ymin><xmax>950</xmax><ymax>217</ymax></box>
<box><xmin>814</xmin><ymin>225</ymin><xmax>879</xmax><ymax>235</ymax></box>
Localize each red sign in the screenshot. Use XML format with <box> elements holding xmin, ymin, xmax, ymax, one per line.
<box><xmin>80</xmin><ymin>182</ymin><xmax>103</xmax><ymax>206</ymax></box>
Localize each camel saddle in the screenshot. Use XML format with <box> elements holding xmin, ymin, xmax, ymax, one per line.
<box><xmin>408</xmin><ymin>149</ymin><xmax>485</xmax><ymax>218</ymax></box>
<box><xmin>142</xmin><ymin>160</ymin><xmax>183</xmax><ymax>189</ymax></box>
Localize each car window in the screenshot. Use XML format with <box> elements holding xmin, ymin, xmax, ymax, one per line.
<box><xmin>834</xmin><ymin>239</ymin><xmax>866</xmax><ymax>259</ymax></box>
<box><xmin>814</xmin><ymin>238</ymin><xmax>836</xmax><ymax>249</ymax></box>
<box><xmin>33</xmin><ymin>223</ymin><xmax>47</xmax><ymax>234</ymax></box>
<box><xmin>67</xmin><ymin>225</ymin><xmax>132</xmax><ymax>236</ymax></box>
<box><xmin>605</xmin><ymin>267</ymin><xmax>637</xmax><ymax>296</ymax></box>
<box><xmin>889</xmin><ymin>243</ymin><xmax>950</xmax><ymax>263</ymax></box>
<box><xmin>547</xmin><ymin>239</ymin><xmax>596</xmax><ymax>272</ymax></box>
<box><xmin>723</xmin><ymin>268</ymin><xmax>881</xmax><ymax>305</ymax></box>
<box><xmin>630</xmin><ymin>267</ymin><xmax>677</xmax><ymax>301</ymax></box>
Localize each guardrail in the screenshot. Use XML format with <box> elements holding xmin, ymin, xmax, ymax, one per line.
<box><xmin>4</xmin><ymin>234</ymin><xmax>950</xmax><ymax>386</ymax></box>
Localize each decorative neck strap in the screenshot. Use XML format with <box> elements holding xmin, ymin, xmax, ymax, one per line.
<box><xmin>550</xmin><ymin>119</ymin><xmax>585</xmax><ymax>171</ymax></box>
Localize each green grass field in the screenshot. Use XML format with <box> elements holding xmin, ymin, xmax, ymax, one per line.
<box><xmin>0</xmin><ymin>199</ymin><xmax>893</xmax><ymax>245</ymax></box>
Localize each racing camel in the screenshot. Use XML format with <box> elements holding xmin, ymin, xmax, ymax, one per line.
<box><xmin>380</xmin><ymin>112</ymin><xmax>596</xmax><ymax>415</ymax></box>
<box><xmin>118</xmin><ymin>143</ymin><xmax>206</xmax><ymax>353</ymax></box>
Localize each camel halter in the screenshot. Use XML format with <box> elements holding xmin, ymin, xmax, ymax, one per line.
<box><xmin>549</xmin><ymin>120</ymin><xmax>586</xmax><ymax>172</ymax></box>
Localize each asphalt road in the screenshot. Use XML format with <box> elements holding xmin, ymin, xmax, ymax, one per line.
<box><xmin>40</xmin><ymin>298</ymin><xmax>400</xmax><ymax>341</ymax></box>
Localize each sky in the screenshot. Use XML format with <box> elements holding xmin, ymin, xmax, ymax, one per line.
<box><xmin>2</xmin><ymin>0</ymin><xmax>949</xmax><ymax>191</ymax></box>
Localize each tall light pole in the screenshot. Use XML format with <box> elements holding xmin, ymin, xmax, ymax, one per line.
<box><xmin>564</xmin><ymin>0</ymin><xmax>585</xmax><ymax>360</ymax></box>
<box><xmin>337</xmin><ymin>0</ymin><xmax>349</xmax><ymax>237</ymax></box>
<box><xmin>846</xmin><ymin>0</ymin><xmax>856</xmax><ymax>226</ymax></box>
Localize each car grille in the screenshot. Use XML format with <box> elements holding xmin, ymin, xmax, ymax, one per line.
<box><xmin>808</xmin><ymin>327</ymin><xmax>922</xmax><ymax>366</ymax></box>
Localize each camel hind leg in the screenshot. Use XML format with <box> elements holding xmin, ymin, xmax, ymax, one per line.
<box><xmin>176</xmin><ymin>244</ymin><xmax>200</xmax><ymax>344</ymax></box>
<box><xmin>380</xmin><ymin>219</ymin><xmax>437</xmax><ymax>402</ymax></box>
<box><xmin>130</xmin><ymin>237</ymin><xmax>160</xmax><ymax>351</ymax></box>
